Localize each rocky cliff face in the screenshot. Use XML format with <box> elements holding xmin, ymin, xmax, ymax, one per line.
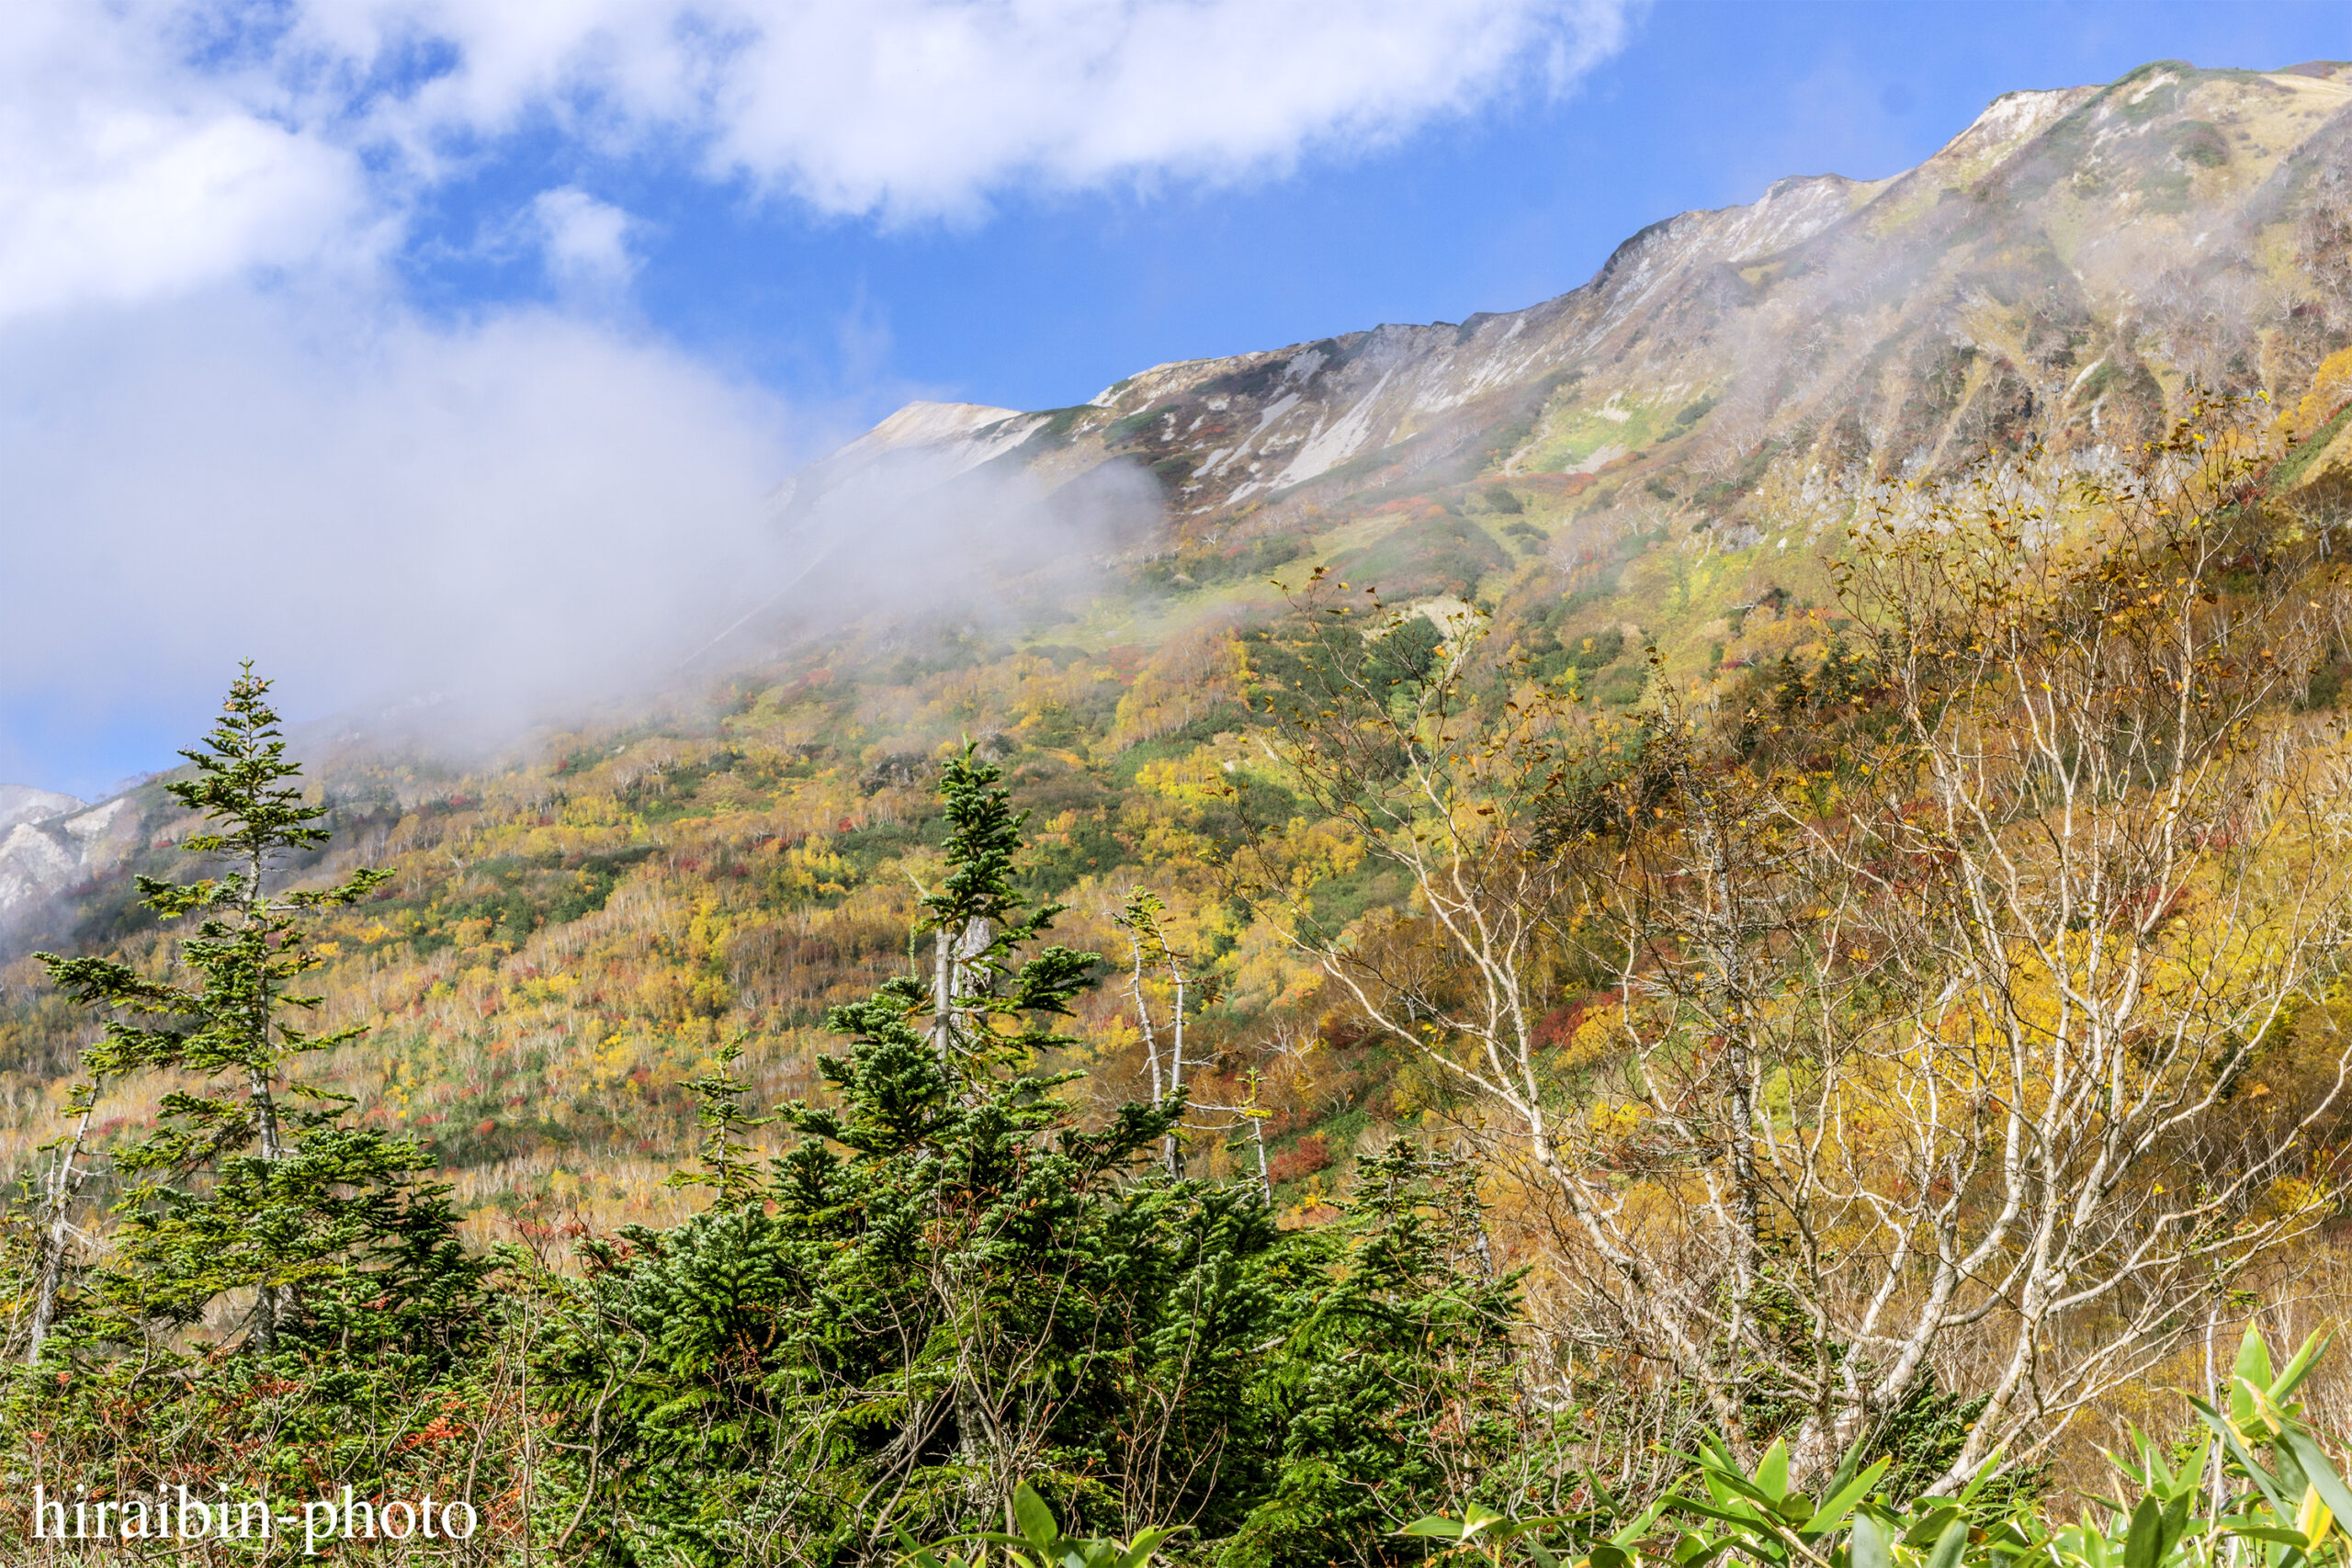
<box><xmin>794</xmin><ymin>61</ymin><xmax>2352</xmax><ymax>541</ymax></box>
<box><xmin>0</xmin><ymin>789</ymin><xmax>143</xmax><ymax>933</ymax></box>
<box><xmin>0</xmin><ymin>786</ymin><xmax>83</xmax><ymax>836</ymax></box>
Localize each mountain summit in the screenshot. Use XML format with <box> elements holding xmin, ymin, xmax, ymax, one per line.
<box><xmin>19</xmin><ymin>62</ymin><xmax>2352</xmax><ymax>944</ymax></box>
<box><xmin>805</xmin><ymin>60</ymin><xmax>2352</xmax><ymax>540</ymax></box>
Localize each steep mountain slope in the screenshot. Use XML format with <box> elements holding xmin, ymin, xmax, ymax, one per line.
<box><xmin>0</xmin><ymin>789</ymin><xmax>142</xmax><ymax>931</ymax></box>
<box><xmin>794</xmin><ymin>61</ymin><xmax>2352</xmax><ymax>546</ymax></box>
<box><xmin>7</xmin><ymin>58</ymin><xmax>2352</xmax><ymax>1235</ymax></box>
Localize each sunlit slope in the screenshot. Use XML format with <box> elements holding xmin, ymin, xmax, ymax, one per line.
<box><xmin>800</xmin><ymin>61</ymin><xmax>2351</xmax><ymax>547</ymax></box>
<box><xmin>7</xmin><ymin>59</ymin><xmax>2352</xmax><ymax>1232</ymax></box>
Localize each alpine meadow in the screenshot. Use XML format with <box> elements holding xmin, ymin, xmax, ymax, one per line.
<box><xmin>16</xmin><ymin>50</ymin><xmax>2352</xmax><ymax>1568</ymax></box>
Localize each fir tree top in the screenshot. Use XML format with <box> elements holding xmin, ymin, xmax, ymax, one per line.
<box><xmin>169</xmin><ymin>662</ymin><xmax>334</xmax><ymax>870</ymax></box>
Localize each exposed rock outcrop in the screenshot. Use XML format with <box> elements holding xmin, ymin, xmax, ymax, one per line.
<box><xmin>0</xmin><ymin>788</ymin><xmax>144</xmax><ymax>933</ymax></box>
<box><xmin>805</xmin><ymin>61</ymin><xmax>2352</xmax><ymax>536</ymax></box>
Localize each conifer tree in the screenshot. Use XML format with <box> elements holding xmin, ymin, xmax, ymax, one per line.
<box><xmin>533</xmin><ymin>745</ymin><xmax>1537</xmax><ymax>1565</ymax></box>
<box><xmin>32</xmin><ymin>666</ymin><xmax>481</xmax><ymax>1362</ymax></box>
<box><xmin>914</xmin><ymin>745</ymin><xmax>1099</xmax><ymax>1076</ymax></box>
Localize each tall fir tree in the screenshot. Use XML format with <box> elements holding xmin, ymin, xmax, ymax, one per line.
<box><xmin>22</xmin><ymin>668</ymin><xmax>487</xmax><ymax>1495</ymax></box>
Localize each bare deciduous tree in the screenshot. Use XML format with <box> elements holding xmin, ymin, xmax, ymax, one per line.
<box><xmin>1238</xmin><ymin>405</ymin><xmax>2352</xmax><ymax>1490</ymax></box>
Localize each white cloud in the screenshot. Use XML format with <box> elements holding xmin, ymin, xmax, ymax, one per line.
<box><xmin>0</xmin><ymin>6</ymin><xmax>367</xmax><ymax>324</ymax></box>
<box><xmin>0</xmin><ymin>288</ymin><xmax>798</xmax><ymax>735</ymax></box>
<box><xmin>0</xmin><ymin>282</ymin><xmax>1150</xmax><ymax>775</ymax></box>
<box><xmin>532</xmin><ymin>186</ymin><xmax>638</xmax><ymax>288</ymax></box>
<box><xmin>321</xmin><ymin>0</ymin><xmax>1639</xmax><ymax>219</ymax></box>
<box><xmin>716</xmin><ymin>0</ymin><xmax>1635</xmax><ymax>216</ymax></box>
<box><xmin>0</xmin><ymin>1</ymin><xmax>1635</xmax><ymax>324</ymax></box>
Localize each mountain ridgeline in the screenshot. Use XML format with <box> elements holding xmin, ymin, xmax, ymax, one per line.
<box><xmin>786</xmin><ymin>59</ymin><xmax>2352</xmax><ymax>547</ymax></box>
<box><xmin>11</xmin><ymin>59</ymin><xmax>2352</xmax><ymax>935</ymax></box>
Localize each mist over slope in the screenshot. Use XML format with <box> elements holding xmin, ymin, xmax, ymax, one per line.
<box><xmin>794</xmin><ymin>60</ymin><xmax>2352</xmax><ymax>540</ymax></box>
<box><xmin>6</xmin><ymin>56</ymin><xmax>2352</xmax><ymax>1237</ymax></box>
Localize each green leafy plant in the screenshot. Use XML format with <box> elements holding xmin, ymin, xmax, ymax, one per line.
<box><xmin>903</xmin><ymin>1483</ymin><xmax>1183</xmax><ymax>1568</ymax></box>
<box><xmin>1656</xmin><ymin>1434</ymin><xmax>1890</xmax><ymax>1568</ymax></box>
<box><xmin>2191</xmin><ymin>1328</ymin><xmax>2352</xmax><ymax>1566</ymax></box>
<box><xmin>1397</xmin><ymin>1495</ymin><xmax>1662</xmax><ymax>1567</ymax></box>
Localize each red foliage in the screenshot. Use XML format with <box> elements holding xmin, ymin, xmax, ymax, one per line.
<box><xmin>1317</xmin><ymin>1010</ymin><xmax>1373</xmax><ymax>1051</ymax></box>
<box><xmin>1269</xmin><ymin>1132</ymin><xmax>1331</xmax><ymax>1184</ymax></box>
<box><xmin>1532</xmin><ymin>994</ymin><xmax>1608</xmax><ymax>1050</ymax></box>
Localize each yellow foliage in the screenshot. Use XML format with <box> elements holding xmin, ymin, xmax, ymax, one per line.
<box><xmin>2286</xmin><ymin>345</ymin><xmax>2352</xmax><ymax>440</ymax></box>
<box><xmin>1220</xmin><ymin>918</ymin><xmax>1322</xmax><ymax>1016</ymax></box>
<box><xmin>1110</xmin><ymin>624</ymin><xmax>1243</xmax><ymax>749</ymax></box>
<box><xmin>1563</xmin><ymin>1002</ymin><xmax>1624</xmax><ymax>1072</ymax></box>
<box><xmin>1264</xmin><ymin>817</ymin><xmax>1365</xmax><ymax>902</ymax></box>
<box><xmin>1588</xmin><ymin>1099</ymin><xmax>1645</xmax><ymax>1141</ymax></box>
<box><xmin>560</xmin><ymin>794</ymin><xmax>632</xmax><ymax>829</ymax></box>
<box><xmin>1133</xmin><ymin>747</ymin><xmax>1235</xmax><ymax>807</ymax></box>
<box><xmin>774</xmin><ymin>835</ymin><xmax>852</xmax><ymax>897</ymax></box>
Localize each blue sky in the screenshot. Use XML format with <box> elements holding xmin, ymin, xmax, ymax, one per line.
<box><xmin>4</xmin><ymin>0</ymin><xmax>2349</xmax><ymax>798</ymax></box>
<box><xmin>406</xmin><ymin>0</ymin><xmax>2352</xmax><ymax>419</ymax></box>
